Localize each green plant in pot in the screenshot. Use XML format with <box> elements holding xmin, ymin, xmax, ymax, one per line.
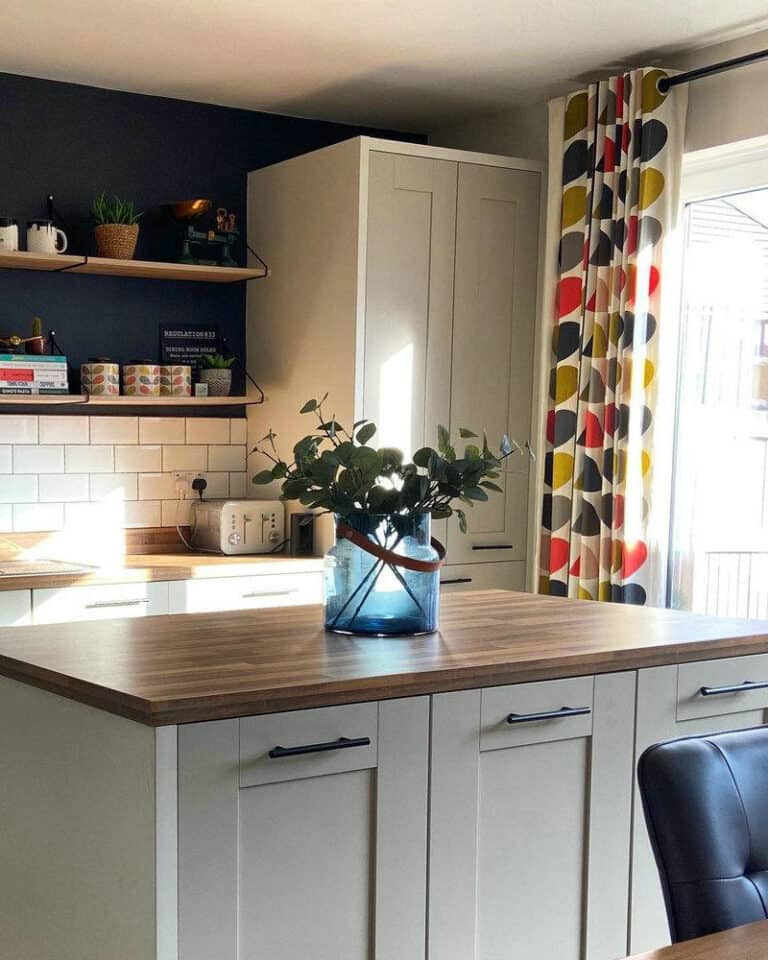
<box><xmin>91</xmin><ymin>193</ymin><xmax>142</xmax><ymax>260</ymax></box>
<box><xmin>252</xmin><ymin>396</ymin><xmax>531</xmax><ymax>636</ymax></box>
<box><xmin>199</xmin><ymin>353</ymin><xmax>236</xmax><ymax>396</ymax></box>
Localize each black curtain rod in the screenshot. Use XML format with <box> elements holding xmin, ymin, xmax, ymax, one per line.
<box><xmin>658</xmin><ymin>47</ymin><xmax>768</xmax><ymax>92</ymax></box>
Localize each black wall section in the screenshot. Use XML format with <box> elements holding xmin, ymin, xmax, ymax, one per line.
<box><xmin>0</xmin><ymin>72</ymin><xmax>419</xmax><ymax>392</ymax></box>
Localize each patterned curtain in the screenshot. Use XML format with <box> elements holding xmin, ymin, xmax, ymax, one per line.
<box><xmin>539</xmin><ymin>69</ymin><xmax>686</xmax><ymax>604</ymax></box>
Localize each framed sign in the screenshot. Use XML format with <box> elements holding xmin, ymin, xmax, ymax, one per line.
<box><xmin>160</xmin><ymin>323</ymin><xmax>220</xmax><ymax>381</ymax></box>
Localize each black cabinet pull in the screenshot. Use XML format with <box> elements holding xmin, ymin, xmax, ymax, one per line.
<box><xmin>268</xmin><ymin>735</ymin><xmax>371</xmax><ymax>759</ymax></box>
<box><xmin>440</xmin><ymin>577</ymin><xmax>473</xmax><ymax>585</ymax></box>
<box><xmin>472</xmin><ymin>544</ymin><xmax>514</xmax><ymax>551</ymax></box>
<box><xmin>506</xmin><ymin>705</ymin><xmax>591</xmax><ymax>725</ymax></box>
<box><xmin>699</xmin><ymin>680</ymin><xmax>768</xmax><ymax>697</ymax></box>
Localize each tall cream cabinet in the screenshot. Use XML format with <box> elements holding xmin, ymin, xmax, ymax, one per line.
<box><xmin>247</xmin><ymin>137</ymin><xmax>542</xmax><ymax>589</ymax></box>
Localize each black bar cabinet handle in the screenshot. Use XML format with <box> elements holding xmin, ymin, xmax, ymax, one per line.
<box><xmin>268</xmin><ymin>735</ymin><xmax>371</xmax><ymax>759</ymax></box>
<box><xmin>699</xmin><ymin>680</ymin><xmax>768</xmax><ymax>697</ymax></box>
<box><xmin>472</xmin><ymin>544</ymin><xmax>514</xmax><ymax>551</ymax></box>
<box><xmin>506</xmin><ymin>705</ymin><xmax>591</xmax><ymax>725</ymax></box>
<box><xmin>440</xmin><ymin>577</ymin><xmax>473</xmax><ymax>585</ymax></box>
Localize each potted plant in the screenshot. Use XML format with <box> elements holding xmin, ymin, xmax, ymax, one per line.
<box><xmin>91</xmin><ymin>192</ymin><xmax>142</xmax><ymax>259</ymax></box>
<box><xmin>199</xmin><ymin>353</ymin><xmax>236</xmax><ymax>396</ymax></box>
<box><xmin>252</xmin><ymin>395</ymin><xmax>530</xmax><ymax>636</ymax></box>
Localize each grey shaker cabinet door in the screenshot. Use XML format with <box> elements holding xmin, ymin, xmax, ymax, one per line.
<box><xmin>178</xmin><ymin>697</ymin><xmax>430</xmax><ymax>960</ymax></box>
<box><xmin>429</xmin><ymin>672</ymin><xmax>636</xmax><ymax>960</ymax></box>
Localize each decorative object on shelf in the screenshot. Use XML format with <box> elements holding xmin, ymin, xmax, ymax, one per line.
<box><xmin>754</xmin><ymin>357</ymin><xmax>768</xmax><ymax>408</ymax></box>
<box><xmin>91</xmin><ymin>193</ymin><xmax>142</xmax><ymax>260</ymax></box>
<box><xmin>81</xmin><ymin>359</ymin><xmax>119</xmax><ymax>396</ymax></box>
<box><xmin>159</xmin><ymin>364</ymin><xmax>192</xmax><ymax>396</ymax></box>
<box><xmin>160</xmin><ymin>322</ymin><xmax>220</xmax><ymax>382</ymax></box>
<box><xmin>194</xmin><ymin>382</ymin><xmax>209</xmax><ymax>397</ymax></box>
<box><xmin>122</xmin><ymin>361</ymin><xmax>160</xmax><ymax>396</ymax></box>
<box><xmin>199</xmin><ymin>352</ymin><xmax>235</xmax><ymax>396</ymax></box>
<box><xmin>27</xmin><ymin>219</ymin><xmax>67</xmax><ymax>254</ymax></box>
<box><xmin>0</xmin><ymin>353</ymin><xmax>68</xmax><ymax>395</ymax></box>
<box><xmin>0</xmin><ymin>218</ymin><xmax>19</xmax><ymax>252</ymax></box>
<box><xmin>26</xmin><ymin>316</ymin><xmax>46</xmax><ymax>355</ymax></box>
<box><xmin>171</xmin><ymin>200</ymin><xmax>239</xmax><ymax>267</ymax></box>
<box><xmin>252</xmin><ymin>396</ymin><xmax>529</xmax><ymax>636</ymax></box>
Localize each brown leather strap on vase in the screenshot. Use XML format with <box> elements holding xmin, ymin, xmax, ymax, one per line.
<box><xmin>336</xmin><ymin>521</ymin><xmax>446</xmax><ymax>573</ymax></box>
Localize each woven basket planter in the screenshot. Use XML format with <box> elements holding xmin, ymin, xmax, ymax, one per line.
<box><xmin>94</xmin><ymin>223</ymin><xmax>139</xmax><ymax>260</ymax></box>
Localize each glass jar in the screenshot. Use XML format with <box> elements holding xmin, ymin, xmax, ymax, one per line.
<box><xmin>324</xmin><ymin>512</ymin><xmax>441</xmax><ymax>636</ymax></box>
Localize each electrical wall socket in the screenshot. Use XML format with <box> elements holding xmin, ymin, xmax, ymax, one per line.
<box><xmin>174</xmin><ymin>472</ymin><xmax>203</xmax><ymax>497</ymax></box>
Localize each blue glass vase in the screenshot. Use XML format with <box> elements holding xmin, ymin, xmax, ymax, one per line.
<box><xmin>324</xmin><ymin>512</ymin><xmax>441</xmax><ymax>636</ymax></box>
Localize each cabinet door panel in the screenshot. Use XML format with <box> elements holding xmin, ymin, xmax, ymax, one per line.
<box><xmin>32</xmin><ymin>581</ymin><xmax>168</xmax><ymax>623</ymax></box>
<box><xmin>429</xmin><ymin>672</ymin><xmax>635</xmax><ymax>960</ymax></box>
<box><xmin>0</xmin><ymin>589</ymin><xmax>31</xmax><ymax>626</ymax></box>
<box><xmin>363</xmin><ymin>151</ymin><xmax>456</xmax><ymax>460</ymax></box>
<box><xmin>631</xmin><ymin>663</ymin><xmax>768</xmax><ymax>954</ymax></box>
<box><xmin>179</xmin><ymin>697</ymin><xmax>429</xmax><ymax>960</ymax></box>
<box><xmin>239</xmin><ymin>769</ymin><xmax>374</xmax><ymax>960</ymax></box>
<box><xmin>448</xmin><ymin>163</ymin><xmax>540</xmax><ymax>564</ymax></box>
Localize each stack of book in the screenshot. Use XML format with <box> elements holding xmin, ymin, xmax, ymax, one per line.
<box><xmin>0</xmin><ymin>354</ymin><xmax>69</xmax><ymax>395</ymax></box>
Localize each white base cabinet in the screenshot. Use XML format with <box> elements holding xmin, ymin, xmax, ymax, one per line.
<box><xmin>32</xmin><ymin>581</ymin><xmax>169</xmax><ymax>623</ymax></box>
<box><xmin>178</xmin><ymin>697</ymin><xmax>430</xmax><ymax>960</ymax></box>
<box><xmin>630</xmin><ymin>655</ymin><xmax>768</xmax><ymax>954</ymax></box>
<box><xmin>429</xmin><ymin>673</ymin><xmax>636</xmax><ymax>960</ymax></box>
<box><xmin>168</xmin><ymin>570</ymin><xmax>323</xmax><ymax>614</ymax></box>
<box><xmin>0</xmin><ymin>589</ymin><xmax>31</xmax><ymax>625</ymax></box>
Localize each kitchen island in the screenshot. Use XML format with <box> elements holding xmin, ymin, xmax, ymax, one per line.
<box><xmin>3</xmin><ymin>590</ymin><xmax>768</xmax><ymax>960</ymax></box>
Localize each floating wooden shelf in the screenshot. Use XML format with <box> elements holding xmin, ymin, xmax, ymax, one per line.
<box><xmin>0</xmin><ymin>395</ymin><xmax>251</xmax><ymax>407</ymax></box>
<box><xmin>0</xmin><ymin>250</ymin><xmax>266</xmax><ymax>282</ymax></box>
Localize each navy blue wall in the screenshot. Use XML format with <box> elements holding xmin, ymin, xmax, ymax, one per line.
<box><xmin>0</xmin><ymin>72</ymin><xmax>418</xmax><ymax>392</ymax></box>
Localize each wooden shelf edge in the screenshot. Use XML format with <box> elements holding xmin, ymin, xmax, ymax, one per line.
<box><xmin>0</xmin><ymin>250</ymin><xmax>266</xmax><ymax>283</ymax></box>
<box><xmin>0</xmin><ymin>395</ymin><xmax>251</xmax><ymax>407</ymax></box>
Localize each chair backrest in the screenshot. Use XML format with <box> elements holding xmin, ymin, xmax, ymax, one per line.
<box><xmin>639</xmin><ymin>727</ymin><xmax>768</xmax><ymax>943</ymax></box>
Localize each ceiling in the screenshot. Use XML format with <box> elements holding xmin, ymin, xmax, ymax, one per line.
<box><xmin>3</xmin><ymin>0</ymin><xmax>768</xmax><ymax>132</ymax></box>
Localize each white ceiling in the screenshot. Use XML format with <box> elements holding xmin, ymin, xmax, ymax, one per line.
<box><xmin>3</xmin><ymin>0</ymin><xmax>768</xmax><ymax>131</ymax></box>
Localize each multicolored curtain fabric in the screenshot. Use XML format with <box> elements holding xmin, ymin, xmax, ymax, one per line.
<box><xmin>539</xmin><ymin>69</ymin><xmax>683</xmax><ymax>604</ymax></box>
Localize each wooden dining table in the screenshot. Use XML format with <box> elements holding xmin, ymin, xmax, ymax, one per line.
<box><xmin>631</xmin><ymin>920</ymin><xmax>768</xmax><ymax>959</ymax></box>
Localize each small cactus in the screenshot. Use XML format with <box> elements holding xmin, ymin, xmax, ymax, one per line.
<box><xmin>31</xmin><ymin>316</ymin><xmax>43</xmax><ymax>338</ymax></box>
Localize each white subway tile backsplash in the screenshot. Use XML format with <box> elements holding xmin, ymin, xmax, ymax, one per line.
<box><xmin>0</xmin><ymin>416</ymin><xmax>37</xmax><ymax>444</ymax></box>
<box><xmin>139</xmin><ymin>417</ymin><xmax>185</xmax><ymax>445</ymax></box>
<box><xmin>230</xmin><ymin>418</ymin><xmax>247</xmax><ymax>444</ymax></box>
<box><xmin>0</xmin><ymin>475</ymin><xmax>38</xmax><ymax>503</ymax></box>
<box><xmin>39</xmin><ymin>474</ymin><xmax>89</xmax><ymax>503</ymax></box>
<box><xmin>186</xmin><ymin>417</ymin><xmax>230</xmax><ymax>444</ymax></box>
<box><xmin>90</xmin><ymin>473</ymin><xmax>138</xmax><ymax>501</ymax></box>
<box><xmin>0</xmin><ymin>504</ymin><xmax>11</xmax><ymax>531</ymax></box>
<box><xmin>115</xmin><ymin>445</ymin><xmax>162</xmax><ymax>473</ymax></box>
<box><xmin>208</xmin><ymin>445</ymin><xmax>246</xmax><ymax>471</ymax></box>
<box><xmin>124</xmin><ymin>500</ymin><xmax>161</xmax><ymax>528</ymax></box>
<box><xmin>66</xmin><ymin>445</ymin><xmax>114</xmax><ymax>473</ymax></box>
<box><xmin>162</xmin><ymin>445</ymin><xmax>207</xmax><ymax>472</ymax></box>
<box><xmin>138</xmin><ymin>473</ymin><xmax>177</xmax><ymax>500</ymax></box>
<box><xmin>13</xmin><ymin>444</ymin><xmax>64</xmax><ymax>474</ymax></box>
<box><xmin>0</xmin><ymin>446</ymin><xmax>11</xmax><ymax>473</ymax></box>
<box><xmin>229</xmin><ymin>472</ymin><xmax>248</xmax><ymax>497</ymax></box>
<box><xmin>90</xmin><ymin>416</ymin><xmax>138</xmax><ymax>444</ymax></box>
<box><xmin>161</xmin><ymin>499</ymin><xmax>192</xmax><ymax>526</ymax></box>
<box><xmin>64</xmin><ymin>501</ymin><xmax>117</xmax><ymax>530</ymax></box>
<box><xmin>40</xmin><ymin>415</ymin><xmax>88</xmax><ymax>444</ymax></box>
<box><xmin>13</xmin><ymin>502</ymin><xmax>64</xmax><ymax>532</ymax></box>
<box><xmin>200</xmin><ymin>472</ymin><xmax>229</xmax><ymax>498</ymax></box>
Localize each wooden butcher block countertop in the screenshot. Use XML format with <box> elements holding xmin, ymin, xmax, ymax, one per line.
<box><xmin>1</xmin><ymin>590</ymin><xmax>768</xmax><ymax>726</ymax></box>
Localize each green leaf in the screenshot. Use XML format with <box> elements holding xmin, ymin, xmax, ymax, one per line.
<box><xmin>356</xmin><ymin>422</ymin><xmax>377</xmax><ymax>445</ymax></box>
<box><xmin>500</xmin><ymin>434</ymin><xmax>515</xmax><ymax>456</ymax></box>
<box><xmin>464</xmin><ymin>486</ymin><xmax>489</xmax><ymax>502</ymax></box>
<box><xmin>300</xmin><ymin>399</ymin><xmax>317</xmax><ymax>413</ymax></box>
<box><xmin>413</xmin><ymin>447</ymin><xmax>435</xmax><ymax>468</ymax></box>
<box><xmin>456</xmin><ymin>508</ymin><xmax>467</xmax><ymax>534</ymax></box>
<box><xmin>378</xmin><ymin>447</ymin><xmax>404</xmax><ymax>472</ymax></box>
<box><xmin>437</xmin><ymin>424</ymin><xmax>451</xmax><ymax>454</ymax></box>
<box><xmin>335</xmin><ymin>441</ymin><xmax>356</xmax><ymax>466</ymax></box>
<box><xmin>459</xmin><ymin>427</ymin><xmax>478</xmax><ymax>439</ymax></box>
<box><xmin>431</xmin><ymin>505</ymin><xmax>452</xmax><ymax>520</ymax></box>
<box><xmin>464</xmin><ymin>444</ymin><xmax>481</xmax><ymax>460</ymax></box>
<box><xmin>479</xmin><ymin>480</ymin><xmax>503</xmax><ymax>493</ymax></box>
<box><xmin>251</xmin><ymin>469</ymin><xmax>275</xmax><ymax>484</ymax></box>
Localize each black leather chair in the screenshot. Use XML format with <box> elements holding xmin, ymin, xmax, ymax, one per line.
<box><xmin>639</xmin><ymin>727</ymin><xmax>768</xmax><ymax>943</ymax></box>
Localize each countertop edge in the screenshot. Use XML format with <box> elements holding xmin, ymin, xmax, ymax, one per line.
<box><xmin>5</xmin><ymin>628</ymin><xmax>768</xmax><ymax>727</ymax></box>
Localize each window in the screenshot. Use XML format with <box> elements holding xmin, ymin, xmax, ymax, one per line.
<box><xmin>669</xmin><ymin>176</ymin><xmax>768</xmax><ymax>616</ymax></box>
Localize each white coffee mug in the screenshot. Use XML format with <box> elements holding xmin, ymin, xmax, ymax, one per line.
<box><xmin>27</xmin><ymin>220</ymin><xmax>67</xmax><ymax>254</ymax></box>
<box><xmin>0</xmin><ymin>218</ymin><xmax>19</xmax><ymax>252</ymax></box>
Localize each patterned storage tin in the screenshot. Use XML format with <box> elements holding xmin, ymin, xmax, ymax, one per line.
<box><xmin>159</xmin><ymin>364</ymin><xmax>192</xmax><ymax>396</ymax></box>
<box><xmin>80</xmin><ymin>359</ymin><xmax>120</xmax><ymax>396</ymax></box>
<box><xmin>122</xmin><ymin>362</ymin><xmax>161</xmax><ymax>396</ymax></box>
